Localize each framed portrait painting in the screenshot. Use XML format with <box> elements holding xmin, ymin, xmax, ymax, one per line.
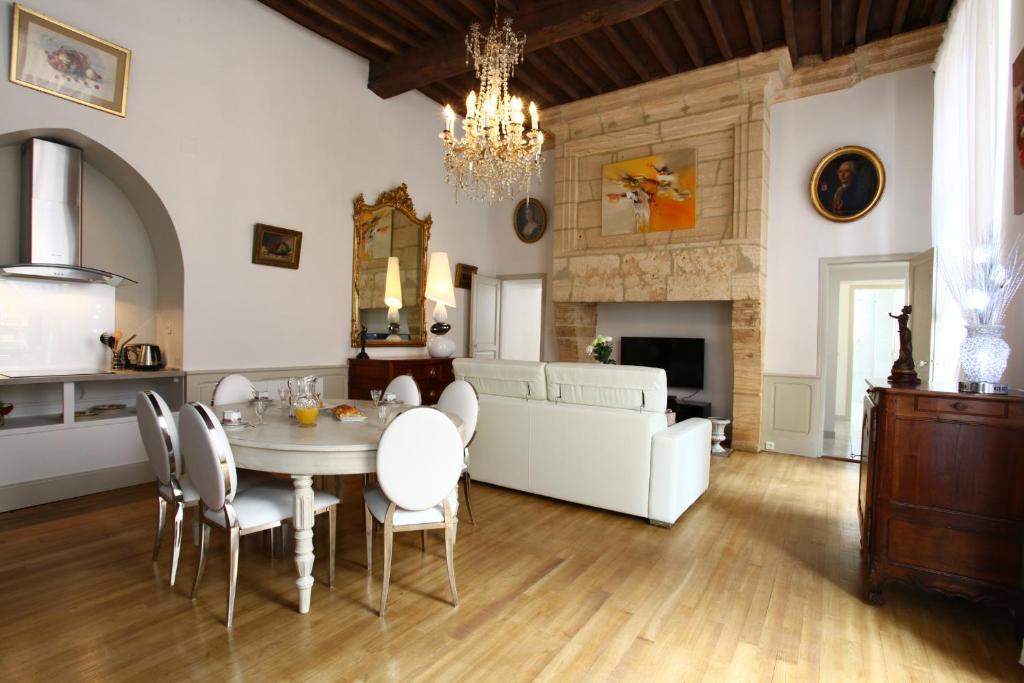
<box><xmin>9</xmin><ymin>4</ymin><xmax>131</xmax><ymax>117</ymax></box>
<box><xmin>810</xmin><ymin>146</ymin><xmax>885</xmax><ymax>222</ymax></box>
<box><xmin>252</xmin><ymin>224</ymin><xmax>302</xmax><ymax>269</ymax></box>
<box><xmin>513</xmin><ymin>199</ymin><xmax>547</xmax><ymax>243</ymax></box>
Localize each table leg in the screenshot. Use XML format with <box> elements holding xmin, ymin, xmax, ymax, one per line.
<box><xmin>292</xmin><ymin>474</ymin><xmax>315</xmax><ymax>613</ymax></box>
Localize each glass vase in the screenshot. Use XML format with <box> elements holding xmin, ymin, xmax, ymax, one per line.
<box><xmin>958</xmin><ymin>324</ymin><xmax>1010</xmax><ymax>384</ymax></box>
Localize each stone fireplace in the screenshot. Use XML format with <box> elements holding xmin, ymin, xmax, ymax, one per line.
<box><xmin>543</xmin><ymin>51</ymin><xmax>786</xmax><ymax>451</ymax></box>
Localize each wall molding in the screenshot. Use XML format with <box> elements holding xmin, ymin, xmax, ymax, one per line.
<box><xmin>761</xmin><ymin>373</ymin><xmax>823</xmax><ymax>457</ymax></box>
<box><xmin>0</xmin><ymin>461</ymin><xmax>151</xmax><ymax>513</ymax></box>
<box><xmin>186</xmin><ymin>365</ymin><xmax>348</xmax><ymax>404</ymax></box>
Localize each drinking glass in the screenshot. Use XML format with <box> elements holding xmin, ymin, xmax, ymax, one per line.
<box><xmin>377</xmin><ymin>403</ymin><xmax>389</xmax><ymax>425</ymax></box>
<box><xmin>370</xmin><ymin>389</ymin><xmax>383</xmax><ymax>406</ymax></box>
<box><xmin>253</xmin><ymin>399</ymin><xmax>267</xmax><ymax>426</ymax></box>
<box><xmin>277</xmin><ymin>386</ymin><xmax>289</xmax><ymax>409</ymax></box>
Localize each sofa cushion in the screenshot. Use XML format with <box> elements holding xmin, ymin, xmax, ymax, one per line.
<box><xmin>453</xmin><ymin>358</ymin><xmax>547</xmax><ymax>400</ymax></box>
<box><xmin>545</xmin><ymin>362</ymin><xmax>667</xmax><ymax>413</ymax></box>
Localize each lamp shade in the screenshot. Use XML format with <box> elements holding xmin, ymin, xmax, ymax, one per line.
<box><xmin>384</xmin><ymin>256</ymin><xmax>403</xmax><ymax>309</ymax></box>
<box><xmin>425</xmin><ymin>252</ymin><xmax>456</xmax><ymax>308</ymax></box>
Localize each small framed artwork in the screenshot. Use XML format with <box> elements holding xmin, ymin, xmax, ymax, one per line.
<box><xmin>455</xmin><ymin>263</ymin><xmax>477</xmax><ymax>289</ymax></box>
<box><xmin>513</xmin><ymin>198</ymin><xmax>547</xmax><ymax>243</ymax></box>
<box><xmin>810</xmin><ymin>146</ymin><xmax>885</xmax><ymax>222</ymax></box>
<box><xmin>252</xmin><ymin>224</ymin><xmax>302</xmax><ymax>269</ymax></box>
<box><xmin>9</xmin><ymin>4</ymin><xmax>131</xmax><ymax>117</ymax></box>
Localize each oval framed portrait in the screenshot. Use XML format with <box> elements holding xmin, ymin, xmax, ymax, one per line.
<box><xmin>513</xmin><ymin>198</ymin><xmax>547</xmax><ymax>243</ymax></box>
<box><xmin>810</xmin><ymin>146</ymin><xmax>885</xmax><ymax>222</ymax></box>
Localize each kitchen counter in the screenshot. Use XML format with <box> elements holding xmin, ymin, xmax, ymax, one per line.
<box><xmin>0</xmin><ymin>368</ymin><xmax>184</xmax><ymax>386</ymax></box>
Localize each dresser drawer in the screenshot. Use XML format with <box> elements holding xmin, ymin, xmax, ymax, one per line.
<box><xmin>913</xmin><ymin>396</ymin><xmax>1008</xmax><ymax>419</ymax></box>
<box><xmin>887</xmin><ymin>517</ymin><xmax>1021</xmax><ymax>587</ymax></box>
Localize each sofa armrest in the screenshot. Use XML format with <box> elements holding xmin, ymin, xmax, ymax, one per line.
<box><xmin>648</xmin><ymin>417</ymin><xmax>712</xmax><ymax>526</ymax></box>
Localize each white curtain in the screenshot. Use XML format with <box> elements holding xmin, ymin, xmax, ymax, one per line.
<box><xmin>931</xmin><ymin>0</ymin><xmax>1010</xmax><ymax>384</ymax></box>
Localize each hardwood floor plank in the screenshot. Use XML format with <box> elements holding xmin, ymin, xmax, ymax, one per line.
<box><xmin>1</xmin><ymin>451</ymin><xmax>1022</xmax><ymax>681</ymax></box>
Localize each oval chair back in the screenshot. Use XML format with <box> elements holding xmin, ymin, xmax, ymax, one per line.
<box><xmin>385</xmin><ymin>374</ymin><xmax>421</xmax><ymax>406</ymax></box>
<box><xmin>376</xmin><ymin>407</ymin><xmax>462</xmax><ymax>511</ymax></box>
<box><xmin>180</xmin><ymin>402</ymin><xmax>238</xmax><ymax>512</ymax></box>
<box><xmin>136</xmin><ymin>390</ymin><xmax>180</xmax><ymax>485</ymax></box>
<box><xmin>212</xmin><ymin>374</ymin><xmax>255</xmax><ymax>407</ymax></box>
<box><xmin>437</xmin><ymin>381</ymin><xmax>478</xmax><ymax>448</ymax></box>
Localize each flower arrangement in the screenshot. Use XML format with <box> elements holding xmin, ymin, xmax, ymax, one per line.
<box><xmin>941</xmin><ymin>235</ymin><xmax>1024</xmax><ymax>385</ymax></box>
<box><xmin>586</xmin><ymin>335</ymin><xmax>615</xmax><ymax>364</ymax></box>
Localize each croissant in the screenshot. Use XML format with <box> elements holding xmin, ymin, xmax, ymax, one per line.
<box><xmin>331</xmin><ymin>404</ymin><xmax>362</xmax><ymax>418</ymax></box>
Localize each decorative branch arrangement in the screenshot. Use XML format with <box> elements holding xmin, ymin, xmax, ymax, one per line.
<box><xmin>941</xmin><ymin>235</ymin><xmax>1024</xmax><ymax>326</ymax></box>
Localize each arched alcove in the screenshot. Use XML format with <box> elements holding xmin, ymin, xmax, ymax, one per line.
<box><xmin>0</xmin><ymin>128</ymin><xmax>184</xmax><ymax>367</ymax></box>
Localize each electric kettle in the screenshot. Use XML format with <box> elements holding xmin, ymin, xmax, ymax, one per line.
<box><xmin>122</xmin><ymin>343</ymin><xmax>166</xmax><ymax>370</ymax></box>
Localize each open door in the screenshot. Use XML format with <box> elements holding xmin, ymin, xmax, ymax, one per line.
<box><xmin>469</xmin><ymin>273</ymin><xmax>500</xmax><ymax>359</ymax></box>
<box><xmin>908</xmin><ymin>248</ymin><xmax>935</xmax><ymax>372</ymax></box>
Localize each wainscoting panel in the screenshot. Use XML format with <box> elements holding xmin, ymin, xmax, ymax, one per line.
<box><xmin>760</xmin><ymin>374</ymin><xmax>822</xmax><ymax>457</ymax></box>
<box><xmin>186</xmin><ymin>365</ymin><xmax>348</xmax><ymax>404</ymax></box>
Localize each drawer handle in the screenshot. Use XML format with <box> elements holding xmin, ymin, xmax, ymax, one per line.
<box><xmin>951</xmin><ymin>401</ymin><xmax>968</xmax><ymax>411</ymax></box>
<box><xmin>429</xmin><ymin>367</ymin><xmax>437</xmax><ymax>377</ymax></box>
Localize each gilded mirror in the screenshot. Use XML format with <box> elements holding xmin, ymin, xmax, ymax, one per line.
<box><xmin>351</xmin><ymin>184</ymin><xmax>431</xmax><ymax>347</ymax></box>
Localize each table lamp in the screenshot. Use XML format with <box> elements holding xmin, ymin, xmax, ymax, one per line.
<box><xmin>425</xmin><ymin>251</ymin><xmax>456</xmax><ymax>358</ymax></box>
<box><xmin>384</xmin><ymin>256</ymin><xmax>403</xmax><ymax>341</ymax></box>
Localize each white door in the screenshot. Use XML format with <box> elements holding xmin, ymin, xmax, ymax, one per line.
<box><xmin>469</xmin><ymin>273</ymin><xmax>500</xmax><ymax>359</ymax></box>
<box><xmin>908</xmin><ymin>248</ymin><xmax>935</xmax><ymax>372</ymax></box>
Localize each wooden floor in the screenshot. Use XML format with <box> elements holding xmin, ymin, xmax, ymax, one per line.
<box><xmin>1</xmin><ymin>451</ymin><xmax>1021</xmax><ymax>682</ymax></box>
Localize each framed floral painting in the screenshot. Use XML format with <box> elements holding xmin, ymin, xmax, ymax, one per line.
<box><xmin>9</xmin><ymin>4</ymin><xmax>131</xmax><ymax>117</ymax></box>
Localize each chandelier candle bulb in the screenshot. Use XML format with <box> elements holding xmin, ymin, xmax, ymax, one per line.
<box><xmin>529</xmin><ymin>102</ymin><xmax>538</xmax><ymax>130</ymax></box>
<box><xmin>443</xmin><ymin>104</ymin><xmax>455</xmax><ymax>133</ymax></box>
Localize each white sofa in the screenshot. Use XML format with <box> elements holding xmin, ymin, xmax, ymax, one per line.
<box><xmin>453</xmin><ymin>359</ymin><xmax>712</xmax><ymax>526</ymax></box>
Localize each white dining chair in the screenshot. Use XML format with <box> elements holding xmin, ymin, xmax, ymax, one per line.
<box><xmin>385</xmin><ymin>374</ymin><xmax>421</xmax><ymax>406</ymax></box>
<box><xmin>181</xmin><ymin>401</ymin><xmax>339</xmax><ymax>627</ymax></box>
<box><xmin>437</xmin><ymin>380</ymin><xmax>479</xmax><ymax>525</ymax></box>
<box><xmin>136</xmin><ymin>390</ymin><xmax>197</xmax><ymax>586</ymax></box>
<box><xmin>364</xmin><ymin>407</ymin><xmax>462</xmax><ymax>616</ymax></box>
<box><xmin>212</xmin><ymin>374</ymin><xmax>255</xmax><ymax>406</ymax></box>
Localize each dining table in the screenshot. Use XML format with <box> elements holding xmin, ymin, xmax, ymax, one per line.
<box><xmin>217</xmin><ymin>398</ymin><xmax>463</xmax><ymax>615</ymax></box>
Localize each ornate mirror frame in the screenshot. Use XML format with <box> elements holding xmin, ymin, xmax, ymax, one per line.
<box><xmin>351</xmin><ymin>183</ymin><xmax>432</xmax><ymax>347</ymax></box>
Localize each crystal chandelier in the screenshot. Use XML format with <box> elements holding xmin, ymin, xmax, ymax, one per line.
<box><xmin>439</xmin><ymin>3</ymin><xmax>543</xmax><ymax>202</ymax></box>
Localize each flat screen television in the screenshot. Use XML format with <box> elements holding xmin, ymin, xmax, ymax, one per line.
<box><xmin>620</xmin><ymin>336</ymin><xmax>705</xmax><ymax>389</ymax></box>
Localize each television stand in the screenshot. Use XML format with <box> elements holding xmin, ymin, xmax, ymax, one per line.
<box><xmin>672</xmin><ymin>398</ymin><xmax>710</xmax><ymax>421</ymax></box>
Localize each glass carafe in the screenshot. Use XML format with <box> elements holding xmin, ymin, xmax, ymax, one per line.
<box><xmin>291</xmin><ymin>375</ymin><xmax>321</xmax><ymax>427</ymax></box>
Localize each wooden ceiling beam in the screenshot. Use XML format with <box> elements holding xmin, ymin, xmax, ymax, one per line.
<box><xmin>511</xmin><ymin>63</ymin><xmax>562</xmax><ymax>105</ymax></box>
<box><xmin>548</xmin><ymin>43</ymin><xmax>604</xmax><ymax>95</ymax></box>
<box><xmin>292</xmin><ymin>0</ymin><xmax>406</xmax><ymax>55</ymax></box>
<box><xmin>931</xmin><ymin>0</ymin><xmax>952</xmax><ymax>24</ymax></box>
<box><xmin>525</xmin><ymin>53</ymin><xmax>583</xmax><ymax>101</ymax></box>
<box><xmin>821</xmin><ymin>0</ymin><xmax>833</xmax><ymax>60</ymax></box>
<box><xmin>369</xmin><ymin>0</ymin><xmax>671</xmax><ymax>98</ymax></box>
<box><xmin>572</xmin><ymin>35</ymin><xmax>627</xmax><ymax>89</ymax></box>
<box><xmin>454</xmin><ymin>0</ymin><xmax>489</xmax><ymax>22</ymax></box>
<box><xmin>334</xmin><ymin>0</ymin><xmax>425</xmax><ymax>48</ymax></box>
<box><xmin>855</xmin><ymin>0</ymin><xmax>872</xmax><ymax>46</ymax></box>
<box><xmin>780</xmin><ymin>0</ymin><xmax>799</xmax><ymax>65</ymax></box>
<box><xmin>663</xmin><ymin>2</ymin><xmax>704</xmax><ymax>68</ymax></box>
<box><xmin>416</xmin><ymin>0</ymin><xmax>466</xmax><ymax>31</ymax></box>
<box><xmin>258</xmin><ymin>0</ymin><xmax>390</xmax><ymax>62</ymax></box>
<box><xmin>602</xmin><ymin>24</ymin><xmax>650</xmax><ymax>82</ymax></box>
<box><xmin>891</xmin><ymin>0</ymin><xmax>910</xmax><ymax>35</ymax></box>
<box><xmin>371</xmin><ymin>0</ymin><xmax>446</xmax><ymax>40</ymax></box>
<box><xmin>631</xmin><ymin>15</ymin><xmax>677</xmax><ymax>74</ymax></box>
<box><xmin>699</xmin><ymin>0</ymin><xmax>733</xmax><ymax>60</ymax></box>
<box><xmin>739</xmin><ymin>0</ymin><xmax>764</xmax><ymax>52</ymax></box>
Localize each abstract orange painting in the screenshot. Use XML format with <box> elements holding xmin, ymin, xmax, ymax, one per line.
<box><xmin>601</xmin><ymin>150</ymin><xmax>697</xmax><ymax>235</ymax></box>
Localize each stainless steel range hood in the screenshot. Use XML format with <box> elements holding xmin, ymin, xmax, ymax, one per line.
<box><xmin>0</xmin><ymin>139</ymin><xmax>135</xmax><ymax>286</ymax></box>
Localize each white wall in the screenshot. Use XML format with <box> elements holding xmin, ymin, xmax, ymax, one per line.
<box><xmin>0</xmin><ymin>0</ymin><xmax>545</xmax><ymax>371</ymax></box>
<box><xmin>765</xmin><ymin>66</ymin><xmax>935</xmax><ymax>376</ymax></box>
<box><xmin>596</xmin><ymin>301</ymin><xmax>734</xmax><ymax>418</ymax></box>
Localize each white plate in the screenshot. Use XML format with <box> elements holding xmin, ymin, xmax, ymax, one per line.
<box><xmin>335</xmin><ymin>415</ymin><xmax>367</xmax><ymax>423</ymax></box>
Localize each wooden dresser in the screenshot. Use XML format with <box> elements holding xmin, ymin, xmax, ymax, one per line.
<box><xmin>860</xmin><ymin>380</ymin><xmax>1024</xmax><ymax>619</ymax></box>
<box><xmin>347</xmin><ymin>357</ymin><xmax>454</xmax><ymax>405</ymax></box>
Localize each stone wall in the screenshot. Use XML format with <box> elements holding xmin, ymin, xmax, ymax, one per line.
<box><xmin>542</xmin><ymin>28</ymin><xmax>943</xmax><ymax>452</ymax></box>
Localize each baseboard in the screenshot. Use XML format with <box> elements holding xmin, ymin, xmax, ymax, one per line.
<box><xmin>0</xmin><ymin>461</ymin><xmax>151</xmax><ymax>513</ymax></box>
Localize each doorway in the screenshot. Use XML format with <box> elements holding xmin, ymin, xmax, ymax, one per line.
<box><xmin>469</xmin><ymin>273</ymin><xmax>546</xmax><ymax>361</ymax></box>
<box><xmin>820</xmin><ymin>260</ymin><xmax>910</xmax><ymax>459</ymax></box>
